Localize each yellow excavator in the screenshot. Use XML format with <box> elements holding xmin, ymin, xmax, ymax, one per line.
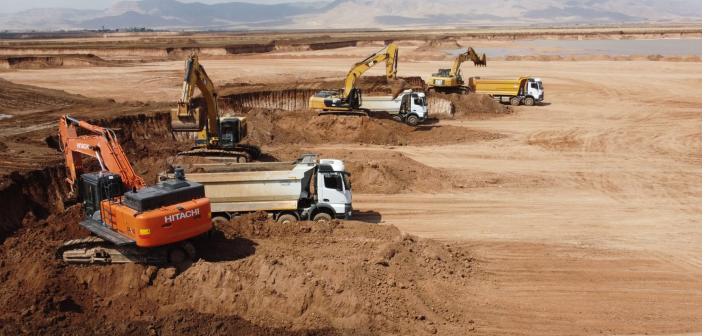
<box><xmin>170</xmin><ymin>54</ymin><xmax>259</xmax><ymax>162</ymax></box>
<box><xmin>428</xmin><ymin>47</ymin><xmax>487</xmax><ymax>94</ymax></box>
<box><xmin>309</xmin><ymin>43</ymin><xmax>399</xmax><ymax>112</ymax></box>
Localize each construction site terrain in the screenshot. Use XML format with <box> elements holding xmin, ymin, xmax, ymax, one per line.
<box><xmin>1</xmin><ymin>28</ymin><xmax>702</xmax><ymax>335</ymax></box>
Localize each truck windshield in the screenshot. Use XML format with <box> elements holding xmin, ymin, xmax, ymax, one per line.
<box><xmin>537</xmin><ymin>81</ymin><xmax>543</xmax><ymax>90</ymax></box>
<box><xmin>324</xmin><ymin>174</ymin><xmax>344</xmax><ymax>191</ymax></box>
<box><xmin>342</xmin><ymin>173</ymin><xmax>351</xmax><ymax>190</ymax></box>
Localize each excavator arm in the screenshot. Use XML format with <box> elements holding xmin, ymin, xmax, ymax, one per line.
<box><xmin>59</xmin><ymin>115</ymin><xmax>145</xmax><ymax>191</ymax></box>
<box><xmin>450</xmin><ymin>47</ymin><xmax>487</xmax><ymax>77</ymax></box>
<box><xmin>342</xmin><ymin>43</ymin><xmax>398</xmax><ymax>98</ymax></box>
<box><xmin>171</xmin><ymin>54</ymin><xmax>219</xmax><ymax>135</ymax></box>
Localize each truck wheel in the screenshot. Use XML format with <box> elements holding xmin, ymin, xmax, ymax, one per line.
<box><xmin>313</xmin><ymin>212</ymin><xmax>332</xmax><ymax>224</ymax></box>
<box><xmin>211</xmin><ymin>216</ymin><xmax>229</xmax><ymax>227</ymax></box>
<box><xmin>510</xmin><ymin>97</ymin><xmax>521</xmax><ymax>106</ymax></box>
<box><xmin>277</xmin><ymin>214</ymin><xmax>297</xmax><ymax>225</ymax></box>
<box><xmin>168</xmin><ymin>247</ymin><xmax>187</xmax><ymax>265</ymax></box>
<box><xmin>405</xmin><ymin>115</ymin><xmax>420</xmax><ymax>127</ymax></box>
<box><xmin>524</xmin><ymin>97</ymin><xmax>535</xmax><ymax>106</ymax></box>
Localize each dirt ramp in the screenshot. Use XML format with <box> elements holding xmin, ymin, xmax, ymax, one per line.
<box><xmin>266</xmin><ymin>147</ymin><xmax>464</xmax><ymax>194</ymax></box>
<box><xmin>244</xmin><ymin>109</ymin><xmax>503</xmax><ymax>147</ymax></box>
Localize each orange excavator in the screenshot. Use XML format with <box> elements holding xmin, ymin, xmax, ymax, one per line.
<box><xmin>57</xmin><ymin>115</ymin><xmax>212</xmax><ymax>264</ymax></box>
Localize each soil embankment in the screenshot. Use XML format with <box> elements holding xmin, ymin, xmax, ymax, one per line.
<box><xmin>0</xmin><ymin>54</ymin><xmax>117</xmax><ymax>70</ymax></box>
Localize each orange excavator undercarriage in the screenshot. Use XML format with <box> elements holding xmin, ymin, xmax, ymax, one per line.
<box><xmin>57</xmin><ymin>115</ymin><xmax>212</xmax><ymax>264</ymax></box>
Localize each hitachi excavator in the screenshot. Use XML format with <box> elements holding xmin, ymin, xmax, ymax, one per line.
<box><xmin>428</xmin><ymin>47</ymin><xmax>487</xmax><ymax>94</ymax></box>
<box><xmin>170</xmin><ymin>54</ymin><xmax>259</xmax><ymax>162</ymax></box>
<box><xmin>309</xmin><ymin>43</ymin><xmax>399</xmax><ymax>113</ymax></box>
<box><xmin>56</xmin><ymin>115</ymin><xmax>212</xmax><ymax>264</ymax></box>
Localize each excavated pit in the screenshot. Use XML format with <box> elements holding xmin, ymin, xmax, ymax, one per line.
<box><xmin>0</xmin><ymin>113</ymin><xmax>480</xmax><ymax>336</ymax></box>
<box><xmin>0</xmin><ymin>76</ymin><xmax>509</xmax><ymax>334</ymax></box>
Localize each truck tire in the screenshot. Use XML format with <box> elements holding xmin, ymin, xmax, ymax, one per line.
<box><xmin>168</xmin><ymin>247</ymin><xmax>187</xmax><ymax>265</ymax></box>
<box><xmin>523</xmin><ymin>97</ymin><xmax>535</xmax><ymax>106</ymax></box>
<box><xmin>313</xmin><ymin>212</ymin><xmax>333</xmax><ymax>224</ymax></box>
<box><xmin>211</xmin><ymin>216</ymin><xmax>229</xmax><ymax>227</ymax></box>
<box><xmin>405</xmin><ymin>115</ymin><xmax>420</xmax><ymax>127</ymax></box>
<box><xmin>510</xmin><ymin>97</ymin><xmax>521</xmax><ymax>106</ymax></box>
<box><xmin>277</xmin><ymin>213</ymin><xmax>297</xmax><ymax>225</ymax></box>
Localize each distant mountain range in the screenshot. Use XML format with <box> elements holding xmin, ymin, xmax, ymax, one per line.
<box><xmin>1</xmin><ymin>0</ymin><xmax>701</xmax><ymax>31</ymax></box>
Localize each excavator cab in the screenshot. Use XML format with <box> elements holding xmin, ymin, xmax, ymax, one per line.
<box><xmin>347</xmin><ymin>88</ymin><xmax>362</xmax><ymax>109</ymax></box>
<box><xmin>432</xmin><ymin>69</ymin><xmax>451</xmax><ymax>77</ymax></box>
<box><xmin>79</xmin><ymin>172</ymin><xmax>124</xmax><ymax>219</ymax></box>
<box><xmin>218</xmin><ymin>116</ymin><xmax>247</xmax><ymax>149</ymax></box>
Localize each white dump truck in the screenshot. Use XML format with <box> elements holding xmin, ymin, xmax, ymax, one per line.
<box><xmin>163</xmin><ymin>154</ymin><xmax>352</xmax><ymax>225</ymax></box>
<box><xmin>360</xmin><ymin>90</ymin><xmax>428</xmax><ymax>126</ymax></box>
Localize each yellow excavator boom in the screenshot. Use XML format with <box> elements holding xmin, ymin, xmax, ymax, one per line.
<box><xmin>429</xmin><ymin>47</ymin><xmax>486</xmax><ymax>93</ymax></box>
<box><xmin>449</xmin><ymin>47</ymin><xmax>487</xmax><ymax>77</ymax></box>
<box><xmin>171</xmin><ymin>54</ymin><xmax>219</xmax><ymax>134</ymax></box>
<box><xmin>341</xmin><ymin>43</ymin><xmax>398</xmax><ymax>97</ymax></box>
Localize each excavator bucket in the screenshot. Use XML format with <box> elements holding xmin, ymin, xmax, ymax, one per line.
<box><xmin>170</xmin><ymin>104</ymin><xmax>205</xmax><ymax>132</ymax></box>
<box><xmin>171</xmin><ymin>55</ymin><xmax>207</xmax><ymax>132</ymax></box>
<box><xmin>477</xmin><ymin>53</ymin><xmax>487</xmax><ymax>67</ymax></box>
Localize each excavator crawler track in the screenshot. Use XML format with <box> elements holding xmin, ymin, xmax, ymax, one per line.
<box><xmin>177</xmin><ymin>145</ymin><xmax>260</xmax><ymax>163</ymax></box>
<box><xmin>56</xmin><ymin>236</ymin><xmax>196</xmax><ymax>265</ymax></box>
<box><xmin>318</xmin><ymin>110</ymin><xmax>368</xmax><ymax>116</ymax></box>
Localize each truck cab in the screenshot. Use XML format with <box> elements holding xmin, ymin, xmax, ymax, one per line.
<box><xmin>522</xmin><ymin>78</ymin><xmax>544</xmax><ymax>105</ymax></box>
<box><xmin>398</xmin><ymin>91</ymin><xmax>428</xmax><ymax>126</ymax></box>
<box><xmin>315</xmin><ymin>159</ymin><xmax>353</xmax><ymax>219</ymax></box>
<box><xmin>218</xmin><ymin>116</ymin><xmax>247</xmax><ymax>148</ymax></box>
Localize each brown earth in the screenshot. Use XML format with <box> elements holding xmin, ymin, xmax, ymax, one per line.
<box><xmin>428</xmin><ymin>93</ymin><xmax>511</xmax><ymax>119</ymax></box>
<box><xmin>243</xmin><ymin>108</ymin><xmax>503</xmax><ymax>147</ymax></box>
<box><xmin>0</xmin><ymin>204</ymin><xmax>477</xmax><ymax>335</ymax></box>
<box><xmin>2</xmin><ymin>32</ymin><xmax>702</xmax><ymax>336</ymax></box>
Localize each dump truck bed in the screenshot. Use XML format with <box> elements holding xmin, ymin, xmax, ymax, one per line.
<box><xmin>469</xmin><ymin>77</ymin><xmax>527</xmax><ymax>96</ymax></box>
<box><xmin>170</xmin><ymin>158</ymin><xmax>317</xmax><ymax>213</ymax></box>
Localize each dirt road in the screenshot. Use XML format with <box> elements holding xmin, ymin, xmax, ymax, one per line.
<box><xmin>2</xmin><ymin>54</ymin><xmax>702</xmax><ymax>334</ymax></box>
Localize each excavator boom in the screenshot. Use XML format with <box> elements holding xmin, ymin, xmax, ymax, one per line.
<box><xmin>59</xmin><ymin>115</ymin><xmax>145</xmax><ymax>191</ymax></box>
<box><xmin>429</xmin><ymin>47</ymin><xmax>486</xmax><ymax>94</ymax></box>
<box><xmin>57</xmin><ymin>115</ymin><xmax>212</xmax><ymax>265</ymax></box>
<box><xmin>342</xmin><ymin>43</ymin><xmax>398</xmax><ymax>97</ymax></box>
<box><xmin>171</xmin><ymin>54</ymin><xmax>219</xmax><ymax>133</ymax></box>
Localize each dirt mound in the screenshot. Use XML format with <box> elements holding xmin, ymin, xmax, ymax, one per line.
<box><xmin>429</xmin><ymin>93</ymin><xmax>511</xmax><ymax>119</ymax></box>
<box><xmin>244</xmin><ymin>109</ymin><xmax>503</xmax><ymax>147</ymax></box>
<box><xmin>265</xmin><ymin>148</ymin><xmax>460</xmax><ymax>194</ymax></box>
<box><xmin>0</xmin><ymin>200</ymin><xmax>477</xmax><ymax>335</ymax></box>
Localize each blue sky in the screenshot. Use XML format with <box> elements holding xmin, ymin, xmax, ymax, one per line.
<box><xmin>1</xmin><ymin>0</ymin><xmax>320</xmax><ymax>13</ymax></box>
